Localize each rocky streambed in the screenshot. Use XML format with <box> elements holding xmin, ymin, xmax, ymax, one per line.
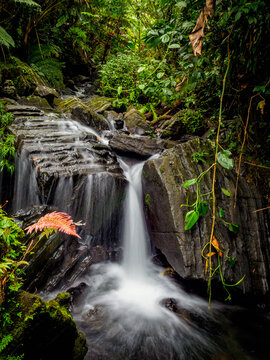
<box><xmin>1</xmin><ymin>83</ymin><xmax>270</xmax><ymax>360</ymax></box>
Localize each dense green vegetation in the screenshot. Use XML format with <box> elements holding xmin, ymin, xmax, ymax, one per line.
<box><xmin>0</xmin><ymin>0</ymin><xmax>269</xmax><ymax>167</ymax></box>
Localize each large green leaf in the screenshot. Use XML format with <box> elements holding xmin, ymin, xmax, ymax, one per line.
<box><xmin>198</xmin><ymin>201</ymin><xmax>208</xmax><ymax>216</ymax></box>
<box><xmin>184</xmin><ymin>210</ymin><xmax>199</xmax><ymax>230</ymax></box>
<box><xmin>217</xmin><ymin>150</ymin><xmax>234</xmax><ymax>170</ymax></box>
<box><xmin>0</xmin><ymin>26</ymin><xmax>15</xmax><ymax>49</ymax></box>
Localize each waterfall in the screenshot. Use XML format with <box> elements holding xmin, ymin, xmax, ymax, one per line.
<box><xmin>120</xmin><ymin>159</ymin><xmax>149</xmax><ymax>279</ymax></box>
<box><xmin>12</xmin><ymin>149</ymin><xmax>40</xmax><ymax>212</ymax></box>
<box><xmin>72</xmin><ymin>159</ymin><xmax>237</xmax><ymax>360</ymax></box>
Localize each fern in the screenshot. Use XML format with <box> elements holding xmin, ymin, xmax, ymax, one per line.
<box><xmin>0</xmin><ymin>26</ymin><xmax>15</xmax><ymax>49</ymax></box>
<box><xmin>25</xmin><ymin>212</ymin><xmax>81</xmax><ymax>238</ymax></box>
<box><xmin>14</xmin><ymin>0</ymin><xmax>40</xmax><ymax>7</ymax></box>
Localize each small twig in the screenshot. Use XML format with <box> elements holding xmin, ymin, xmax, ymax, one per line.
<box><xmin>234</xmin><ymin>94</ymin><xmax>259</xmax><ymax>208</ymax></box>
<box><xmin>252</xmin><ymin>206</ymin><xmax>270</xmax><ymax>213</ymax></box>
<box><xmin>245</xmin><ymin>161</ymin><xmax>270</xmax><ymax>170</ymax></box>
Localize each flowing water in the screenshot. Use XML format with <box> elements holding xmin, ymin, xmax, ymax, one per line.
<box><xmin>72</xmin><ymin>158</ymin><xmax>248</xmax><ymax>360</ymax></box>
<box><xmin>8</xmin><ymin>105</ymin><xmax>269</xmax><ymax>360</ymax></box>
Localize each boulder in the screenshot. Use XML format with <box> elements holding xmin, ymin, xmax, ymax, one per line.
<box><xmin>1</xmin><ymin>79</ymin><xmax>18</xmax><ymax>99</ymax></box>
<box><xmin>55</xmin><ymin>97</ymin><xmax>110</xmax><ymax>131</ymax></box>
<box><xmin>142</xmin><ymin>138</ymin><xmax>270</xmax><ymax>297</ymax></box>
<box><xmin>109</xmin><ymin>133</ymin><xmax>176</xmax><ymax>159</ymax></box>
<box><xmin>19</xmin><ymin>96</ymin><xmax>52</xmax><ymax>110</ymax></box>
<box><xmin>1</xmin><ymin>291</ymin><xmax>87</xmax><ymax>360</ymax></box>
<box><xmin>87</xmin><ymin>95</ymin><xmax>112</xmax><ymax>114</ymax></box>
<box><xmin>123</xmin><ymin>107</ymin><xmax>151</xmax><ymax>135</ymax></box>
<box><xmin>34</xmin><ymin>85</ymin><xmax>59</xmax><ymax>106</ymax></box>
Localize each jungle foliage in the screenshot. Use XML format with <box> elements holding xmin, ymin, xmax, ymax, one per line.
<box><xmin>0</xmin><ymin>0</ymin><xmax>269</xmax><ymax>164</ymax></box>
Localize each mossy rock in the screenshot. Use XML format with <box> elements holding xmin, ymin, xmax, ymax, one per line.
<box><xmin>1</xmin><ymin>291</ymin><xmax>87</xmax><ymax>360</ymax></box>
<box><xmin>160</xmin><ymin>109</ymin><xmax>205</xmax><ymax>139</ymax></box>
<box><xmin>124</xmin><ymin>107</ymin><xmax>151</xmax><ymax>135</ymax></box>
<box><xmin>19</xmin><ymin>96</ymin><xmax>52</xmax><ymax>110</ymax></box>
<box><xmin>87</xmin><ymin>95</ymin><xmax>112</xmax><ymax>114</ymax></box>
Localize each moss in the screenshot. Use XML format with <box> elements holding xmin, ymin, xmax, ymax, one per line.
<box><xmin>1</xmin><ymin>291</ymin><xmax>87</xmax><ymax>360</ymax></box>
<box><xmin>145</xmin><ymin>193</ymin><xmax>151</xmax><ymax>206</ymax></box>
<box><xmin>159</xmin><ymin>164</ymin><xmax>165</xmax><ymax>174</ymax></box>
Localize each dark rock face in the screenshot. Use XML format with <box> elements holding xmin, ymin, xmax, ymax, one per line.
<box><xmin>1</xmin><ymin>291</ymin><xmax>87</xmax><ymax>360</ymax></box>
<box><xmin>109</xmin><ymin>133</ymin><xmax>176</xmax><ymax>159</ymax></box>
<box><xmin>142</xmin><ymin>138</ymin><xmax>270</xmax><ymax>296</ymax></box>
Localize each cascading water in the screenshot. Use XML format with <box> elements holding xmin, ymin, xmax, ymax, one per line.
<box><xmin>73</xmin><ymin>159</ymin><xmax>246</xmax><ymax>360</ymax></box>
<box><xmin>7</xmin><ymin>99</ymin><xmax>256</xmax><ymax>359</ymax></box>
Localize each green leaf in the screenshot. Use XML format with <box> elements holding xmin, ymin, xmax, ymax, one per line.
<box><xmin>0</xmin><ymin>26</ymin><xmax>15</xmax><ymax>48</ymax></box>
<box><xmin>219</xmin><ymin>208</ymin><xmax>225</xmax><ymax>218</ymax></box>
<box><xmin>182</xmin><ymin>21</ymin><xmax>194</xmax><ymax>28</ymax></box>
<box><xmin>217</xmin><ymin>150</ymin><xmax>234</xmax><ymax>170</ymax></box>
<box><xmin>161</xmin><ymin>34</ymin><xmax>170</xmax><ymax>43</ymax></box>
<box><xmin>184</xmin><ymin>210</ymin><xmax>199</xmax><ymax>230</ymax></box>
<box><xmin>229</xmin><ymin>222</ymin><xmax>240</xmax><ymax>234</ymax></box>
<box><xmin>157</xmin><ymin>72</ymin><xmax>165</xmax><ymax>79</ymax></box>
<box><xmin>168</xmin><ymin>44</ymin><xmax>181</xmax><ymax>49</ymax></box>
<box><xmin>117</xmin><ymin>85</ymin><xmax>122</xmax><ymax>96</ymax></box>
<box><xmin>137</xmin><ymin>67</ymin><xmax>145</xmax><ymax>73</ymax></box>
<box><xmin>198</xmin><ymin>201</ymin><xmax>208</xmax><ymax>216</ymax></box>
<box><xmin>221</xmin><ymin>188</ymin><xmax>231</xmax><ymax>197</ymax></box>
<box><xmin>183</xmin><ymin>178</ymin><xmax>197</xmax><ymax>188</ymax></box>
<box><xmin>253</xmin><ymin>85</ymin><xmax>266</xmax><ymax>93</ymax></box>
<box><xmin>176</xmin><ymin>1</ymin><xmax>187</xmax><ymax>7</ymax></box>
<box><xmin>227</xmin><ymin>256</ymin><xmax>236</xmax><ymax>268</ymax></box>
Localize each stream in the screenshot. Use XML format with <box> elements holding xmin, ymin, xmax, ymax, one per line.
<box><xmin>5</xmin><ymin>90</ymin><xmax>270</xmax><ymax>360</ymax></box>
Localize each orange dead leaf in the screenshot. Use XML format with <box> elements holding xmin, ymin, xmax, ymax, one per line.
<box><xmin>206</xmin><ymin>251</ymin><xmax>216</xmax><ymax>257</ymax></box>
<box><xmin>162</xmin><ymin>267</ymin><xmax>175</xmax><ymax>276</ymax></box>
<box><xmin>96</xmin><ymin>136</ymin><xmax>101</xmax><ymax>141</ymax></box>
<box><xmin>212</xmin><ymin>235</ymin><xmax>222</xmax><ymax>257</ymax></box>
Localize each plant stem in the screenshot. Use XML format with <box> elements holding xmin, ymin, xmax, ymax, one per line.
<box><xmin>208</xmin><ymin>44</ymin><xmax>230</xmax><ymax>308</ymax></box>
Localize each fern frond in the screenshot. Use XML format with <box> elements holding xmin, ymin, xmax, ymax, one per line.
<box><xmin>0</xmin><ymin>26</ymin><xmax>15</xmax><ymax>49</ymax></box>
<box><xmin>14</xmin><ymin>0</ymin><xmax>40</xmax><ymax>7</ymax></box>
<box><xmin>25</xmin><ymin>212</ymin><xmax>81</xmax><ymax>238</ymax></box>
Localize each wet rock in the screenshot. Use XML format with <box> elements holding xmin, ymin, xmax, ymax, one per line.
<box><xmin>67</xmin><ymin>282</ymin><xmax>88</xmax><ymax>306</ymax></box>
<box><xmin>109</xmin><ymin>133</ymin><xmax>176</xmax><ymax>159</ymax></box>
<box><xmin>8</xmin><ymin>112</ymin><xmax>126</xmax><ymax>292</ymax></box>
<box><xmin>2</xmin><ymin>291</ymin><xmax>87</xmax><ymax>360</ymax></box>
<box><xmin>55</xmin><ymin>97</ymin><xmax>110</xmax><ymax>131</ymax></box>
<box><xmin>142</xmin><ymin>138</ymin><xmax>270</xmax><ymax>296</ymax></box>
<box><xmin>90</xmin><ymin>245</ymin><xmax>107</xmax><ymax>262</ymax></box>
<box><xmin>34</xmin><ymin>84</ymin><xmax>59</xmax><ymax>106</ymax></box>
<box><xmin>5</xmin><ymin>104</ymin><xmax>44</xmax><ymax>117</ymax></box>
<box><xmin>19</xmin><ymin>95</ymin><xmax>52</xmax><ymax>110</ymax></box>
<box><xmin>124</xmin><ymin>107</ymin><xmax>151</xmax><ymax>135</ymax></box>
<box><xmin>83</xmin><ymin>305</ymin><xmax>106</xmax><ymax>330</ymax></box>
<box><xmin>71</xmin><ymin>105</ymin><xmax>110</xmax><ymax>131</ymax></box>
<box><xmin>104</xmin><ymin>110</ymin><xmax>124</xmax><ymax>129</ymax></box>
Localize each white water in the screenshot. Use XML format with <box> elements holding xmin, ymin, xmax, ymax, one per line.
<box><xmin>73</xmin><ymin>159</ymin><xmax>235</xmax><ymax>360</ymax></box>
